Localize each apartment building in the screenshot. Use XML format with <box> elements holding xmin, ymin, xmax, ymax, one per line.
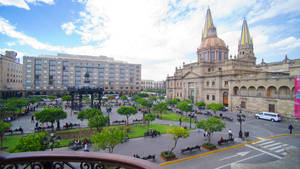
<box><xmin>23</xmin><ymin>53</ymin><xmax>141</xmax><ymax>95</ymax></box>
<box><xmin>0</xmin><ymin>51</ymin><xmax>23</xmax><ymax>98</ymax></box>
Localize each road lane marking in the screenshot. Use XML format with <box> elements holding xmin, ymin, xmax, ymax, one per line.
<box><xmin>269</xmin><ymin>145</ymin><xmax>283</xmax><ymax>151</ymax></box>
<box><xmin>262</xmin><ymin>142</ymin><xmax>281</xmax><ymax>148</ymax></box>
<box><xmin>275</xmin><ymin>148</ymin><xmax>285</xmax><ymax>153</ymax></box>
<box><xmin>219</xmin><ymin>151</ymin><xmax>250</xmax><ymax>161</ymax></box>
<box><xmin>215</xmin><ymin>153</ymin><xmax>264</xmax><ymax>169</ymax></box>
<box><xmin>245</xmin><ymin>144</ymin><xmax>282</xmax><ymax>159</ymax></box>
<box><xmin>258</xmin><ymin>141</ymin><xmax>275</xmax><ymax>146</ymax></box>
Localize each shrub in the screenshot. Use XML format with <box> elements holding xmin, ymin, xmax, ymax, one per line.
<box><xmin>202</xmin><ymin>142</ymin><xmax>217</xmax><ymax>150</ymax></box>
<box><xmin>161</xmin><ymin>151</ymin><xmax>176</xmax><ymax>159</ymax></box>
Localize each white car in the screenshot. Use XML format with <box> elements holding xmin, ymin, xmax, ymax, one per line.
<box><xmin>255</xmin><ymin>112</ymin><xmax>281</xmax><ymax>122</ymax></box>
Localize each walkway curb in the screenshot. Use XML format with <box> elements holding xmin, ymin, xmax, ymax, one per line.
<box><xmin>159</xmin><ymin>134</ymin><xmax>300</xmax><ymax>166</ymax></box>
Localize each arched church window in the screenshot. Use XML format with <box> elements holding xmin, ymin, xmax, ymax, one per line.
<box><xmin>219</xmin><ymin>52</ymin><xmax>222</xmax><ymax>60</ymax></box>
<box><xmin>211</xmin><ymin>52</ymin><xmax>215</xmax><ymax>61</ymax></box>
<box><xmin>204</xmin><ymin>52</ymin><xmax>207</xmax><ymax>61</ymax></box>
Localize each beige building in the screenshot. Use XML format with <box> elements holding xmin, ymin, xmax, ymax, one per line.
<box><xmin>0</xmin><ymin>51</ymin><xmax>23</xmax><ymax>98</ymax></box>
<box><xmin>166</xmin><ymin>8</ymin><xmax>300</xmax><ymax>119</ymax></box>
<box><xmin>141</xmin><ymin>80</ymin><xmax>166</xmax><ymax>90</ymax></box>
<box><xmin>23</xmin><ymin>53</ymin><xmax>141</xmax><ymax>95</ymax></box>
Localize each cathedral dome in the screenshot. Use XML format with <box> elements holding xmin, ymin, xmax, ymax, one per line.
<box><xmin>200</xmin><ymin>36</ymin><xmax>226</xmax><ymax>49</ymax></box>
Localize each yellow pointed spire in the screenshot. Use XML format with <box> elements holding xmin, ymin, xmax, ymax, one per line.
<box><xmin>239</xmin><ymin>19</ymin><xmax>252</xmax><ymax>47</ymax></box>
<box><xmin>202</xmin><ymin>8</ymin><xmax>216</xmax><ymax>40</ymax></box>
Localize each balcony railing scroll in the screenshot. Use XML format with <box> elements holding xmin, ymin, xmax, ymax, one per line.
<box><xmin>0</xmin><ymin>151</ymin><xmax>163</xmax><ymax>169</ymax></box>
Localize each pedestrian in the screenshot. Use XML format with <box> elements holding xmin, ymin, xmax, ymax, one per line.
<box><xmin>35</xmin><ymin>121</ymin><xmax>39</xmax><ymax>128</ymax></box>
<box><xmin>31</xmin><ymin>115</ymin><xmax>34</xmax><ymax>123</ymax></box>
<box><xmin>179</xmin><ymin>118</ymin><xmax>182</xmax><ymax>126</ymax></box>
<box><xmin>288</xmin><ymin>124</ymin><xmax>294</xmax><ymax>134</ymax></box>
<box><xmin>228</xmin><ymin>129</ymin><xmax>233</xmax><ymax>139</ymax></box>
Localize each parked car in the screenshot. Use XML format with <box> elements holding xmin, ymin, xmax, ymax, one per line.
<box><xmin>255</xmin><ymin>112</ymin><xmax>281</xmax><ymax>122</ymax></box>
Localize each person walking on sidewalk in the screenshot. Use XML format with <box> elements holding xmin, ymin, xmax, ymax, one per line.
<box><xmin>288</xmin><ymin>124</ymin><xmax>294</xmax><ymax>134</ymax></box>
<box><xmin>179</xmin><ymin>118</ymin><xmax>182</xmax><ymax>126</ymax></box>
<box><xmin>228</xmin><ymin>129</ymin><xmax>233</xmax><ymax>139</ymax></box>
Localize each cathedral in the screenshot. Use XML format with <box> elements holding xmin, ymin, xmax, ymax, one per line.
<box><xmin>166</xmin><ymin>8</ymin><xmax>300</xmax><ymax>120</ymax></box>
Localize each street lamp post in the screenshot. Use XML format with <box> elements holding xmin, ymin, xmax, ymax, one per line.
<box><xmin>188</xmin><ymin>113</ymin><xmax>194</xmax><ymax>129</ymax></box>
<box><xmin>44</xmin><ymin>133</ymin><xmax>61</xmax><ymax>151</ymax></box>
<box><xmin>236</xmin><ymin>107</ymin><xmax>246</xmax><ymax>138</ymax></box>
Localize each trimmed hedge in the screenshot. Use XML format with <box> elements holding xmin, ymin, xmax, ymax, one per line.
<box><xmin>202</xmin><ymin>142</ymin><xmax>216</xmax><ymax>150</ymax></box>
<box><xmin>161</xmin><ymin>151</ymin><xmax>176</xmax><ymax>159</ymax></box>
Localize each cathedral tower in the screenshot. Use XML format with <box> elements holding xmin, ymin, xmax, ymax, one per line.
<box><xmin>237</xmin><ymin>19</ymin><xmax>256</xmax><ymax>64</ymax></box>
<box><xmin>197</xmin><ymin>8</ymin><xmax>228</xmax><ymax>63</ymax></box>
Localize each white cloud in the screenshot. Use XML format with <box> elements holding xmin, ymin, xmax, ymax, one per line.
<box><xmin>61</xmin><ymin>22</ymin><xmax>76</xmax><ymax>35</ymax></box>
<box><xmin>248</xmin><ymin>0</ymin><xmax>300</xmax><ymax>24</ymax></box>
<box><xmin>0</xmin><ymin>0</ymin><xmax>30</xmax><ymax>10</ymax></box>
<box><xmin>0</xmin><ymin>0</ymin><xmax>54</xmax><ymax>10</ymax></box>
<box><xmin>271</xmin><ymin>37</ymin><xmax>300</xmax><ymax>49</ymax></box>
<box><xmin>7</xmin><ymin>42</ymin><xmax>16</xmax><ymax>46</ymax></box>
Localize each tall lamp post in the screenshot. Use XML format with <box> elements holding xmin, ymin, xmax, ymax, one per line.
<box><xmin>236</xmin><ymin>106</ymin><xmax>246</xmax><ymax>138</ymax></box>
<box><xmin>188</xmin><ymin>113</ymin><xmax>194</xmax><ymax>129</ymax></box>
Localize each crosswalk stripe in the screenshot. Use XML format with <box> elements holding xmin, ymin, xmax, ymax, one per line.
<box><xmin>281</xmin><ymin>144</ymin><xmax>288</xmax><ymax>147</ymax></box>
<box><xmin>252</xmin><ymin>139</ymin><xmax>268</xmax><ymax>144</ymax></box>
<box><xmin>269</xmin><ymin>145</ymin><xmax>283</xmax><ymax>151</ymax></box>
<box><xmin>275</xmin><ymin>149</ymin><xmax>285</xmax><ymax>153</ymax></box>
<box><xmin>263</xmin><ymin>143</ymin><xmax>281</xmax><ymax>148</ymax></box>
<box><xmin>258</xmin><ymin>141</ymin><xmax>275</xmax><ymax>146</ymax></box>
<box><xmin>281</xmin><ymin>152</ymin><xmax>287</xmax><ymax>156</ymax></box>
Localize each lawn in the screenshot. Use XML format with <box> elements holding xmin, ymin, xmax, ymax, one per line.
<box><xmin>2</xmin><ymin>123</ymin><xmax>180</xmax><ymax>152</ymax></box>
<box><xmin>128</xmin><ymin>123</ymin><xmax>177</xmax><ymax>138</ymax></box>
<box><xmin>161</xmin><ymin>111</ymin><xmax>195</xmax><ymax>123</ymax></box>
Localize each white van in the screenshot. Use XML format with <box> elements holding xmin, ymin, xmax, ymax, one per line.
<box><xmin>255</xmin><ymin>112</ymin><xmax>281</xmax><ymax>122</ymax></box>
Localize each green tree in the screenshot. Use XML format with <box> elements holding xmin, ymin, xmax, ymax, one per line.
<box><xmin>0</xmin><ymin>121</ymin><xmax>12</xmax><ymax>149</ymax></box>
<box><xmin>196</xmin><ymin>117</ymin><xmax>226</xmax><ymax>143</ymax></box>
<box><xmin>7</xmin><ymin>98</ymin><xmax>29</xmax><ymax>114</ymax></box>
<box><xmin>120</xmin><ymin>95</ymin><xmax>128</xmax><ymax>101</ymax></box>
<box><xmin>143</xmin><ymin>113</ymin><xmax>156</xmax><ymax>128</ymax></box>
<box><xmin>62</xmin><ymin>95</ymin><xmax>71</xmax><ymax>104</ymax></box>
<box><xmin>34</xmin><ymin>108</ymin><xmax>67</xmax><ymax>129</ymax></box>
<box><xmin>206</xmin><ymin>103</ymin><xmax>224</xmax><ymax>114</ymax></box>
<box><xmin>136</xmin><ymin>92</ymin><xmax>149</xmax><ymax>98</ymax></box>
<box><xmin>167</xmin><ymin>127</ymin><xmax>190</xmax><ymax>154</ymax></box>
<box><xmin>183</xmin><ymin>99</ymin><xmax>192</xmax><ymax>103</ymax></box>
<box><xmin>10</xmin><ymin>132</ymin><xmax>47</xmax><ymax>153</ymax></box>
<box><xmin>136</xmin><ymin>98</ymin><xmax>152</xmax><ymax>115</ymax></box>
<box><xmin>195</xmin><ymin>101</ymin><xmax>206</xmax><ymax>108</ymax></box>
<box><xmin>77</xmin><ymin>108</ymin><xmax>102</xmax><ymax>120</ymax></box>
<box><xmin>107</xmin><ymin>95</ymin><xmax>114</xmax><ymax>100</ymax></box>
<box><xmin>152</xmin><ymin>102</ymin><xmax>167</xmax><ymax>119</ymax></box>
<box><xmin>92</xmin><ymin>128</ymin><xmax>126</xmax><ymax>153</ymax></box>
<box><xmin>28</xmin><ymin>96</ymin><xmax>43</xmax><ymax>104</ymax></box>
<box><xmin>166</xmin><ymin>99</ymin><xmax>176</xmax><ymax>107</ymax></box>
<box><xmin>158</xmin><ymin>96</ymin><xmax>165</xmax><ymax>100</ymax></box>
<box><xmin>0</xmin><ymin>102</ymin><xmax>8</xmax><ymax>120</ymax></box>
<box><xmin>149</xmin><ymin>96</ymin><xmax>157</xmax><ymax>102</ymax></box>
<box><xmin>46</xmin><ymin>95</ymin><xmax>57</xmax><ymax>100</ymax></box>
<box><xmin>88</xmin><ymin>114</ymin><xmax>109</xmax><ymax>131</ymax></box>
<box><xmin>177</xmin><ymin>101</ymin><xmax>193</xmax><ymax>116</ymax></box>
<box><xmin>117</xmin><ymin>106</ymin><xmax>138</xmax><ymax>126</ymax></box>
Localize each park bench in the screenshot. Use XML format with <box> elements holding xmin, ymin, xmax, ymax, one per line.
<box><xmin>218</xmin><ymin>138</ymin><xmax>234</xmax><ymax>145</ymax></box>
<box><xmin>222</xmin><ymin>116</ymin><xmax>233</xmax><ymax>122</ymax></box>
<box><xmin>181</xmin><ymin>145</ymin><xmax>201</xmax><ymax>154</ymax></box>
<box><xmin>35</xmin><ymin>126</ymin><xmax>54</xmax><ymax>132</ymax></box>
<box><xmin>6</xmin><ymin>128</ymin><xmax>23</xmax><ymax>135</ymax></box>
<box><xmin>144</xmin><ymin>129</ymin><xmax>160</xmax><ymax>138</ymax></box>
<box><xmin>112</xmin><ymin>120</ymin><xmax>126</xmax><ymax>125</ymax></box>
<box><xmin>133</xmin><ymin>154</ymin><xmax>156</xmax><ymax>161</ymax></box>
<box><xmin>63</xmin><ymin>123</ymin><xmax>80</xmax><ymax>129</ymax></box>
<box><xmin>132</xmin><ymin>119</ymin><xmax>143</xmax><ymax>124</ymax></box>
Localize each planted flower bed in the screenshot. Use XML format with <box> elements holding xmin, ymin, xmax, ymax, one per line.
<box><xmin>160</xmin><ymin>151</ymin><xmax>177</xmax><ymax>161</ymax></box>
<box><xmin>201</xmin><ymin>142</ymin><xmax>217</xmax><ymax>151</ymax></box>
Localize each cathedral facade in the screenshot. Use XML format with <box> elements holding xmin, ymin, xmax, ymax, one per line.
<box><xmin>166</xmin><ymin>8</ymin><xmax>300</xmax><ymax>120</ymax></box>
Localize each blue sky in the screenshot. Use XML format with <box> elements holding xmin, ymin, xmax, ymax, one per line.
<box><xmin>0</xmin><ymin>0</ymin><xmax>300</xmax><ymax>80</ymax></box>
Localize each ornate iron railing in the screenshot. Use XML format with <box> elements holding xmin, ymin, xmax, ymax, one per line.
<box><xmin>0</xmin><ymin>151</ymin><xmax>163</xmax><ymax>169</ymax></box>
